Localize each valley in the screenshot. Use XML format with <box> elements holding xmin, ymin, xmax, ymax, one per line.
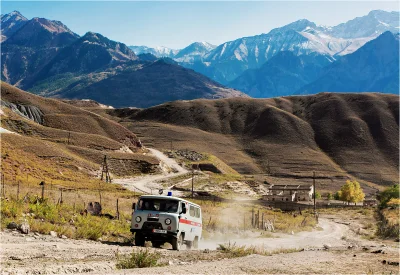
<box><xmin>1</xmin><ymin>4</ymin><xmax>399</xmax><ymax>275</ymax></box>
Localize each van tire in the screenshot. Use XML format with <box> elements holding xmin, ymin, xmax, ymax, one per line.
<box><xmin>186</xmin><ymin>241</ymin><xmax>193</xmax><ymax>250</ymax></box>
<box><xmin>135</xmin><ymin>233</ymin><xmax>145</xmax><ymax>247</ymax></box>
<box><xmin>172</xmin><ymin>234</ymin><xmax>183</xmax><ymax>251</ymax></box>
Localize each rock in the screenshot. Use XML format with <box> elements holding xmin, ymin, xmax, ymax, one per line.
<box><xmin>371</xmin><ymin>249</ymin><xmax>383</xmax><ymax>254</ymax></box>
<box><xmin>353</xmin><ymin>254</ymin><xmax>356</xmax><ymax>257</ymax></box>
<box><xmin>34</xmin><ymin>232</ymin><xmax>40</xmax><ymax>237</ymax></box>
<box><xmin>9</xmin><ymin>256</ymin><xmax>22</xmax><ymax>261</ymax></box>
<box><xmin>168</xmin><ymin>260</ymin><xmax>174</xmax><ymax>266</ymax></box>
<box><xmin>61</xmin><ymin>235</ymin><xmax>68</xmax><ymax>239</ymax></box>
<box><xmin>18</xmin><ymin>222</ymin><xmax>30</xmax><ymax>234</ymax></box>
<box><xmin>49</xmin><ymin>231</ymin><xmax>58</xmax><ymax>237</ymax></box>
<box><xmin>291</xmin><ymin>231</ymin><xmax>294</xmax><ymax>235</ymax></box>
<box><xmin>323</xmin><ymin>244</ymin><xmax>331</xmax><ymax>250</ymax></box>
<box><xmin>69</xmin><ymin>218</ymin><xmax>75</xmax><ymax>225</ymax></box>
<box><xmin>87</xmin><ymin>202</ymin><xmax>102</xmax><ymax>216</ymax></box>
<box><xmin>7</xmin><ymin>222</ymin><xmax>18</xmax><ymax>230</ymax></box>
<box><xmin>203</xmin><ymin>249</ymin><xmax>211</xmax><ymax>253</ymax></box>
<box><xmin>388</xmin><ymin>261</ymin><xmax>399</xmax><ymax>266</ymax></box>
<box><xmin>25</xmin><ymin>237</ymin><xmax>34</xmax><ymax>242</ymax></box>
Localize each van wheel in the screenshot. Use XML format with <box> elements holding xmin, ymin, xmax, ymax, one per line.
<box><xmin>186</xmin><ymin>241</ymin><xmax>193</xmax><ymax>250</ymax></box>
<box><xmin>193</xmin><ymin>237</ymin><xmax>199</xmax><ymax>249</ymax></box>
<box><xmin>172</xmin><ymin>234</ymin><xmax>183</xmax><ymax>251</ymax></box>
<box><xmin>135</xmin><ymin>233</ymin><xmax>145</xmax><ymax>247</ymax></box>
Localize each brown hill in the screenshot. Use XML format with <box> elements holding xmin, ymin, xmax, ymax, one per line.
<box><xmin>1</xmin><ymin>82</ymin><xmax>140</xmax><ymax>148</ymax></box>
<box><xmin>0</xmin><ymin>82</ymin><xmax>159</xmax><ymax>183</ymax></box>
<box><xmin>106</xmin><ymin>93</ymin><xmax>399</xmax><ymax>194</ymax></box>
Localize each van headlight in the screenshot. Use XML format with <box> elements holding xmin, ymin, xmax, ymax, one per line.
<box><xmin>165</xmin><ymin>218</ymin><xmax>171</xmax><ymax>225</ymax></box>
<box><xmin>135</xmin><ymin>216</ymin><xmax>142</xmax><ymax>222</ymax></box>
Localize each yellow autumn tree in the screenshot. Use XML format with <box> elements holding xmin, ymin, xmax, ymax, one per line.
<box><xmin>339</xmin><ymin>180</ymin><xmax>365</xmax><ymax>205</ymax></box>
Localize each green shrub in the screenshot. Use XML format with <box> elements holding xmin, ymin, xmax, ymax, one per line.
<box><xmin>1</xmin><ymin>199</ymin><xmax>24</xmax><ymax>218</ymax></box>
<box><xmin>116</xmin><ymin>248</ymin><xmax>161</xmax><ymax>269</ymax></box>
<box><xmin>378</xmin><ymin>185</ymin><xmax>399</xmax><ymax>209</ymax></box>
<box><xmin>217</xmin><ymin>242</ymin><xmax>255</xmax><ymax>257</ymax></box>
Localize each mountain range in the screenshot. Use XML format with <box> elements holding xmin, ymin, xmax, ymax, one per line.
<box><xmin>1</xmin><ymin>11</ymin><xmax>246</xmax><ymax>107</ymax></box>
<box><xmin>131</xmin><ymin>10</ymin><xmax>399</xmax><ymax>87</ymax></box>
<box><xmin>230</xmin><ymin>31</ymin><xmax>399</xmax><ymax>97</ymax></box>
<box><xmin>1</xmin><ymin>9</ymin><xmax>399</xmax><ymax>108</ymax></box>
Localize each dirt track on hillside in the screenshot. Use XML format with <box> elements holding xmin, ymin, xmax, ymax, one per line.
<box><xmin>113</xmin><ymin>148</ymin><xmax>188</xmax><ymax>196</ymax></box>
<box><xmin>1</xmin><ymin>216</ymin><xmax>399</xmax><ymax>275</ymax></box>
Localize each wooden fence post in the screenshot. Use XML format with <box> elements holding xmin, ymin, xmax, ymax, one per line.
<box><xmin>251</xmin><ymin>208</ymin><xmax>254</xmax><ymax>228</ymax></box>
<box><xmin>40</xmin><ymin>181</ymin><xmax>45</xmax><ymax>201</ymax></box>
<box><xmin>116</xmin><ymin>199</ymin><xmax>120</xmax><ymax>220</ymax></box>
<box><xmin>17</xmin><ymin>181</ymin><xmax>20</xmax><ymax>200</ymax></box>
<box><xmin>2</xmin><ymin>174</ymin><xmax>5</xmax><ymax>197</ymax></box>
<box><xmin>262</xmin><ymin>213</ymin><xmax>264</xmax><ymax>230</ymax></box>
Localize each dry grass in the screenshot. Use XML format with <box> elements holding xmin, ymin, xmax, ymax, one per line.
<box><xmin>377</xmin><ymin>209</ymin><xmax>400</xmax><ymax>239</ymax></box>
<box><xmin>1</xmin><ymin>196</ymin><xmax>132</xmax><ymax>241</ymax></box>
<box><xmin>116</xmin><ymin>248</ymin><xmax>162</xmax><ymax>269</ymax></box>
<box><xmin>217</xmin><ymin>242</ymin><xmax>302</xmax><ymax>258</ymax></box>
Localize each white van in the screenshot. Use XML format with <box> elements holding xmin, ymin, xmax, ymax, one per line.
<box><xmin>131</xmin><ymin>195</ymin><xmax>202</xmax><ymax>250</ymax></box>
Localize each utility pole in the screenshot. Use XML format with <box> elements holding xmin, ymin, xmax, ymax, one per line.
<box><xmin>191</xmin><ymin>168</ymin><xmax>194</xmax><ymax>198</ymax></box>
<box><xmin>313</xmin><ymin>171</ymin><xmax>316</xmax><ymax>216</ymax></box>
<box><xmin>101</xmin><ymin>155</ymin><xmax>112</xmax><ymax>183</ymax></box>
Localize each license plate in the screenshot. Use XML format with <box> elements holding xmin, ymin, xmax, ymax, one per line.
<box><xmin>152</xmin><ymin>229</ymin><xmax>167</xmax><ymax>234</ymax></box>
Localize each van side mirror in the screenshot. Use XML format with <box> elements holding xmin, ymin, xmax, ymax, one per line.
<box><xmin>132</xmin><ymin>203</ymin><xmax>136</xmax><ymax>210</ymax></box>
<box><xmin>181</xmin><ymin>204</ymin><xmax>187</xmax><ymax>214</ymax></box>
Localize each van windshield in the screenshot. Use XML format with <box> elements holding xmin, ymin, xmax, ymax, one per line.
<box><xmin>138</xmin><ymin>199</ymin><xmax>179</xmax><ymax>213</ymax></box>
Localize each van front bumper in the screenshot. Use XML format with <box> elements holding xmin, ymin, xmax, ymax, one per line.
<box><xmin>130</xmin><ymin>228</ymin><xmax>178</xmax><ymax>239</ymax></box>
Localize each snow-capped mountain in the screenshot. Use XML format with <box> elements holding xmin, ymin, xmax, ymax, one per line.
<box><xmin>200</xmin><ymin>10</ymin><xmax>399</xmax><ymax>84</ymax></box>
<box><xmin>174</xmin><ymin>42</ymin><xmax>216</xmax><ymax>62</ymax></box>
<box><xmin>127</xmin><ymin>10</ymin><xmax>398</xmax><ymax>85</ymax></box>
<box><xmin>129</xmin><ymin>42</ymin><xmax>216</xmax><ymax>62</ymax></box>
<box><xmin>0</xmin><ymin>10</ymin><xmax>28</xmax><ymax>41</ymax></box>
<box><xmin>327</xmin><ymin>10</ymin><xmax>400</xmax><ymax>39</ymax></box>
<box><xmin>129</xmin><ymin>45</ymin><xmax>178</xmax><ymax>58</ymax></box>
<box><xmin>297</xmin><ymin>31</ymin><xmax>399</xmax><ymax>95</ymax></box>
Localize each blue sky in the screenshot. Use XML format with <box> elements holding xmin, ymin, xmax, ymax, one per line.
<box><xmin>1</xmin><ymin>1</ymin><xmax>398</xmax><ymax>48</ymax></box>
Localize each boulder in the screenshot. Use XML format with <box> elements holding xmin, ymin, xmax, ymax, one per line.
<box><xmin>18</xmin><ymin>222</ymin><xmax>30</xmax><ymax>234</ymax></box>
<box><xmin>323</xmin><ymin>244</ymin><xmax>332</xmax><ymax>250</ymax></box>
<box><xmin>87</xmin><ymin>202</ymin><xmax>102</xmax><ymax>216</ymax></box>
<box><xmin>7</xmin><ymin>222</ymin><xmax>18</xmax><ymax>230</ymax></box>
<box><xmin>49</xmin><ymin>231</ymin><xmax>58</xmax><ymax>237</ymax></box>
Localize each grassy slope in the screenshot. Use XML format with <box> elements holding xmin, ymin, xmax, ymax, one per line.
<box><xmin>1</xmin><ymin>83</ymin><xmax>162</xmax><ymax>182</ymax></box>
<box><xmin>1</xmin><ymin>82</ymin><xmax>141</xmax><ymax>148</ymax></box>
<box><xmin>104</xmin><ymin>93</ymin><xmax>399</xmax><ymax>195</ymax></box>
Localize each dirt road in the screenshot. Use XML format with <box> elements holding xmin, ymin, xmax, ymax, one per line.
<box><xmin>113</xmin><ymin>148</ymin><xmax>188</xmax><ymax>196</ymax></box>
<box><xmin>1</xmin><ymin>216</ymin><xmax>398</xmax><ymax>275</ymax></box>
